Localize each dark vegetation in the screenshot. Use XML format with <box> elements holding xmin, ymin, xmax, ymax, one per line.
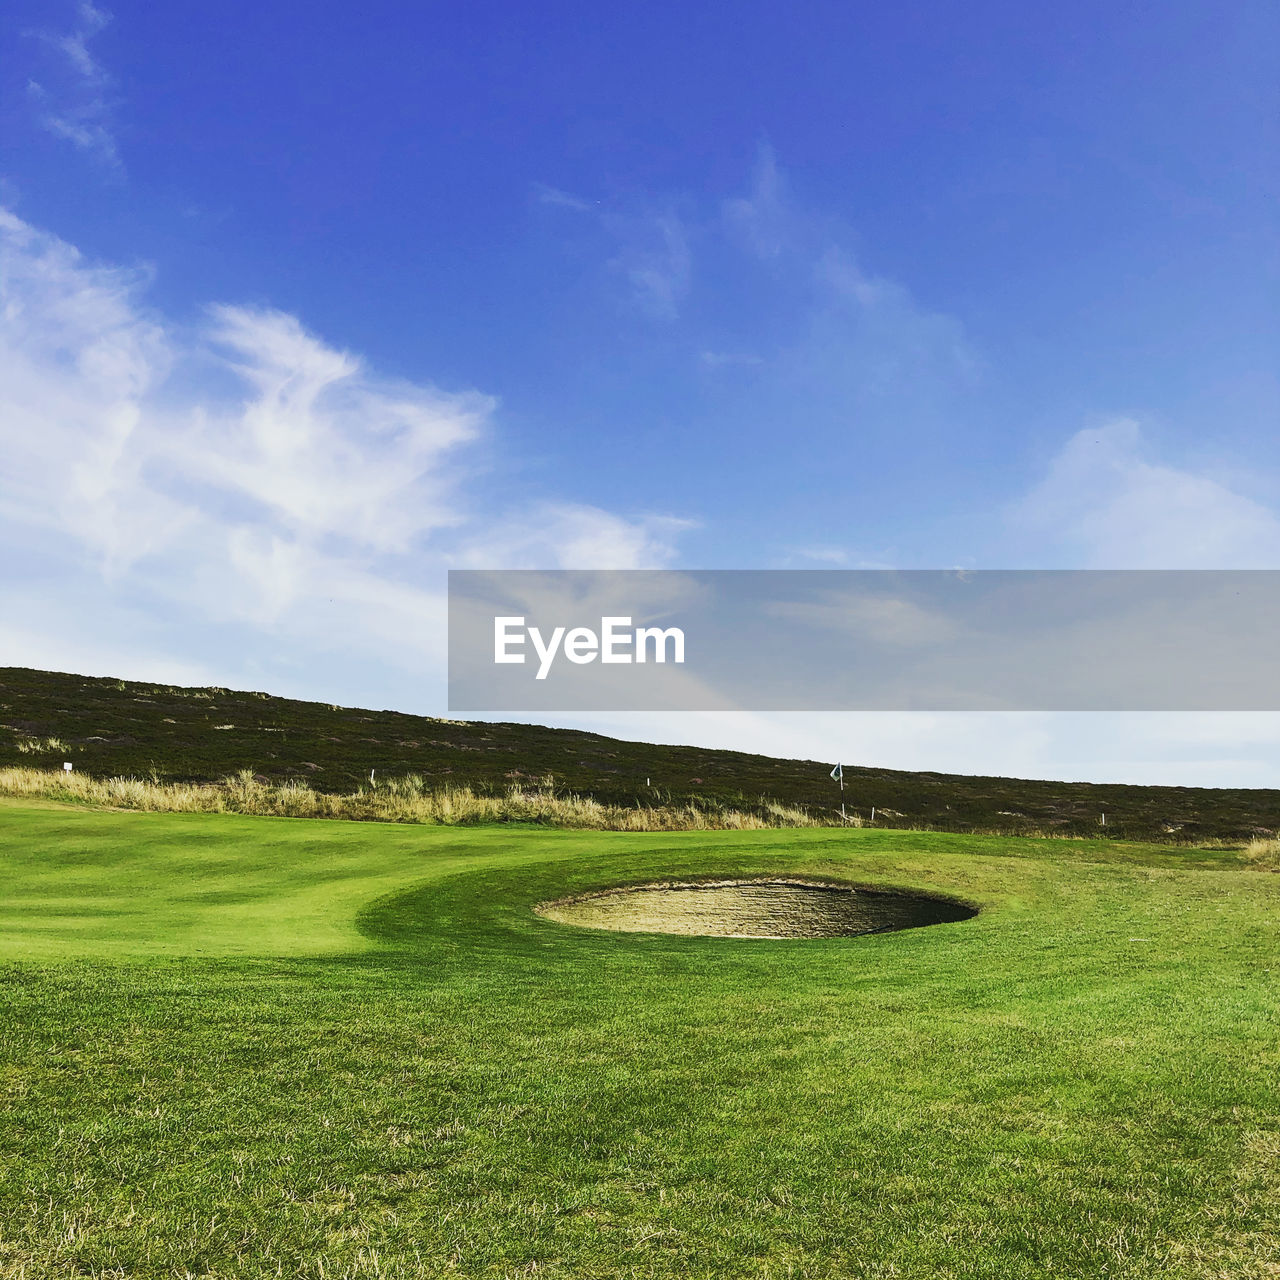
<box><xmin>1</xmin><ymin>665</ymin><xmax>1276</xmax><ymax>842</ymax></box>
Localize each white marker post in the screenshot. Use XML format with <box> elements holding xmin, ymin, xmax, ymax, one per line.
<box><xmin>63</xmin><ymin>762</ymin><xmax>73</xmax><ymax>773</ymax></box>
<box><xmin>830</xmin><ymin>762</ymin><xmax>845</xmax><ymax>822</ymax></box>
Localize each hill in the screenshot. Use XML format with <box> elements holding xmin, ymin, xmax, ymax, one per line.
<box><xmin>0</xmin><ymin>666</ymin><xmax>1275</xmax><ymax>842</ymax></box>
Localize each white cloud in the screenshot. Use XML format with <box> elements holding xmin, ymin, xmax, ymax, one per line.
<box><xmin>0</xmin><ymin>211</ymin><xmax>691</xmax><ymax>698</ymax></box>
<box><xmin>723</xmin><ymin>143</ymin><xmax>788</xmax><ymax>260</ymax></box>
<box><xmin>531</xmin><ymin>183</ymin><xmax>594</xmax><ymax>213</ymax></box>
<box><xmin>455</xmin><ymin>503</ymin><xmax>692</xmax><ymax>570</ymax></box>
<box><xmin>699</xmin><ymin>350</ymin><xmax>764</xmax><ymax>369</ymax></box>
<box><xmin>608</xmin><ymin>212</ymin><xmax>691</xmax><ymax>320</ymax></box>
<box><xmin>534</xmin><ymin>408</ymin><xmax>1280</xmax><ymax>786</ymax></box>
<box><xmin>535</xmin><ymin>182</ymin><xmax>693</xmax><ymax>320</ymax></box>
<box><xmin>0</xmin><ymin>209</ymin><xmax>176</xmax><ymax>568</ymax></box>
<box><xmin>812</xmin><ymin>245</ymin><xmax>978</xmax><ymax>388</ymax></box>
<box><xmin>724</xmin><ymin>145</ymin><xmax>977</xmax><ymax>379</ymax></box>
<box><xmin>27</xmin><ymin>3</ymin><xmax>118</xmax><ymax>166</ymax></box>
<box><xmin>537</xmin><ymin>145</ymin><xmax>977</xmax><ymax>405</ymax></box>
<box><xmin>9</xmin><ymin>190</ymin><xmax>1280</xmax><ymax>786</ymax></box>
<box><xmin>720</xmin><ymin>149</ymin><xmax>984</xmax><ymax>438</ymax></box>
<box><xmin>53</xmin><ymin>1</ymin><xmax>110</xmax><ymax>77</ymax></box>
<box><xmin>194</xmin><ymin>305</ymin><xmax>487</xmax><ymax>552</ymax></box>
<box><xmin>768</xmin><ymin>589</ymin><xmax>961</xmax><ymax>648</ymax></box>
<box><xmin>789</xmin><ymin>546</ymin><xmax>852</xmax><ymax>566</ymax></box>
<box><xmin>780</xmin><ymin>547</ymin><xmax>902</xmax><ymax>569</ymax></box>
<box><xmin>1013</xmin><ymin>418</ymin><xmax>1280</xmax><ymax>567</ymax></box>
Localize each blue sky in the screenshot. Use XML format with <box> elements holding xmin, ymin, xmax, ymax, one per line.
<box><xmin>2</xmin><ymin>0</ymin><xmax>1279</xmax><ymax>783</ymax></box>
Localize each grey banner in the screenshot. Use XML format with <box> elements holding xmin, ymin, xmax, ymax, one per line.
<box><xmin>448</xmin><ymin>570</ymin><xmax>1280</xmax><ymax>711</ymax></box>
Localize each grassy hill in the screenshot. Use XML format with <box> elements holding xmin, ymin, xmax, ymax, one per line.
<box><xmin>1</xmin><ymin>665</ymin><xmax>1276</xmax><ymax>841</ymax></box>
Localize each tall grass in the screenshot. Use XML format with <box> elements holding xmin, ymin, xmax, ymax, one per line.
<box><xmin>0</xmin><ymin>767</ymin><xmax>822</xmax><ymax>831</ymax></box>
<box><xmin>1242</xmin><ymin>835</ymin><xmax>1280</xmax><ymax>872</ymax></box>
<box><xmin>13</xmin><ymin>736</ymin><xmax>71</xmax><ymax>755</ymax></box>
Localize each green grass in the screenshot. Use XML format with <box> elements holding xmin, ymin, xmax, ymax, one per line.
<box><xmin>1</xmin><ymin>800</ymin><xmax>1277</xmax><ymax>1278</ymax></box>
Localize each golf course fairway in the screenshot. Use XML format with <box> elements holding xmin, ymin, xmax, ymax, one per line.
<box><xmin>0</xmin><ymin>798</ymin><xmax>1277</xmax><ymax>1278</ymax></box>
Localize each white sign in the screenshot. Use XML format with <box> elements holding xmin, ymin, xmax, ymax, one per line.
<box><xmin>63</xmin><ymin>762</ymin><xmax>73</xmax><ymax>772</ymax></box>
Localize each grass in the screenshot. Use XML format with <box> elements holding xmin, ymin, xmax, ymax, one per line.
<box><xmin>4</xmin><ymin>665</ymin><xmax>1280</xmax><ymax>841</ymax></box>
<box><xmin>0</xmin><ymin>767</ymin><xmax>821</xmax><ymax>831</ymax></box>
<box><xmin>0</xmin><ymin>798</ymin><xmax>1277</xmax><ymax>1277</ymax></box>
<box><xmin>1244</xmin><ymin>836</ymin><xmax>1280</xmax><ymax>872</ymax></box>
<box><xmin>12</xmin><ymin>736</ymin><xmax>69</xmax><ymax>755</ymax></box>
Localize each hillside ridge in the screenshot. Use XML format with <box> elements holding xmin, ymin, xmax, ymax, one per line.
<box><xmin>1</xmin><ymin>666</ymin><xmax>1275</xmax><ymax>841</ymax></box>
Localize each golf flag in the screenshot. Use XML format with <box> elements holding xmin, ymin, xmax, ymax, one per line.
<box><xmin>830</xmin><ymin>763</ymin><xmax>842</xmax><ymax>782</ymax></box>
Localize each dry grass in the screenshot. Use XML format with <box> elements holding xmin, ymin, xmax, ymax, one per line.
<box><xmin>1242</xmin><ymin>836</ymin><xmax>1280</xmax><ymax>872</ymax></box>
<box><xmin>12</xmin><ymin>736</ymin><xmax>71</xmax><ymax>755</ymax></box>
<box><xmin>0</xmin><ymin>767</ymin><xmax>823</xmax><ymax>831</ymax></box>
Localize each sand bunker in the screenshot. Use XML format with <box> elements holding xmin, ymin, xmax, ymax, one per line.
<box><xmin>536</xmin><ymin>878</ymin><xmax>976</xmax><ymax>939</ymax></box>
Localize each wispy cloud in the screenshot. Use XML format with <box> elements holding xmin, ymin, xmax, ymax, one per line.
<box><xmin>27</xmin><ymin>2</ymin><xmax>119</xmax><ymax>167</ymax></box>
<box><xmin>1011</xmin><ymin>419</ymin><xmax>1280</xmax><ymax>567</ymax></box>
<box><xmin>538</xmin><ymin>144</ymin><xmax>977</xmax><ymax>397</ymax></box>
<box><xmin>0</xmin><ymin>211</ymin><xmax>690</xmax><ymax>698</ymax></box>
<box><xmin>699</xmin><ymin>350</ymin><xmax>764</xmax><ymax>369</ymax></box>
<box><xmin>51</xmin><ymin>1</ymin><xmax>110</xmax><ymax>77</ymax></box>
<box><xmin>455</xmin><ymin>503</ymin><xmax>692</xmax><ymax>570</ymax></box>
<box><xmin>767</xmin><ymin>589</ymin><xmax>961</xmax><ymax>649</ymax></box>
<box><xmin>789</xmin><ymin>546</ymin><xmax>853</xmax><ymax>566</ymax></box>
<box><xmin>535</xmin><ymin>181</ymin><xmax>693</xmax><ymax>320</ymax></box>
<box><xmin>607</xmin><ymin>211</ymin><xmax>692</xmax><ymax>320</ymax></box>
<box><xmin>722</xmin><ymin>143</ymin><xmax>788</xmax><ymax>260</ymax></box>
<box><xmin>531</xmin><ymin>183</ymin><xmax>595</xmax><ymax>213</ymax></box>
<box><xmin>725</xmin><ymin>146</ymin><xmax>979</xmax><ymax>399</ymax></box>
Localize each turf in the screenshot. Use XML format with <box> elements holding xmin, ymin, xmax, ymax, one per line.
<box><xmin>1</xmin><ymin>801</ymin><xmax>1277</xmax><ymax>1278</ymax></box>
